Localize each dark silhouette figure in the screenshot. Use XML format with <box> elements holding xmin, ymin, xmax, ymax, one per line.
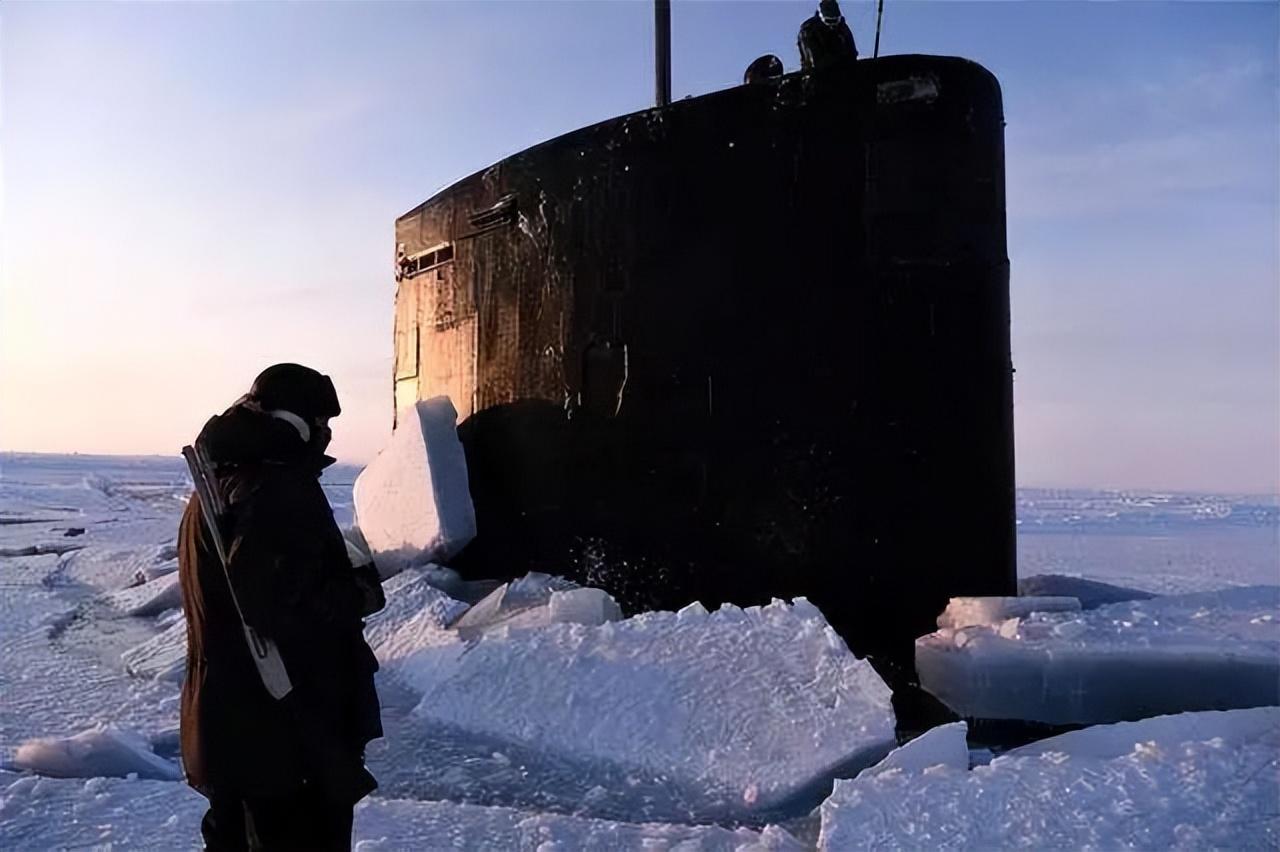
<box><xmin>179</xmin><ymin>364</ymin><xmax>384</xmax><ymax>851</ymax></box>
<box><xmin>798</xmin><ymin>0</ymin><xmax>859</xmax><ymax>71</ymax></box>
<box><xmin>743</xmin><ymin>54</ymin><xmax>784</xmax><ymax>85</ymax></box>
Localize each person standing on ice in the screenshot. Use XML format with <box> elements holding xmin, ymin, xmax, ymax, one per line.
<box><xmin>178</xmin><ymin>363</ymin><xmax>384</xmax><ymax>851</ymax></box>
<box><xmin>798</xmin><ymin>0</ymin><xmax>859</xmax><ymax>71</ymax></box>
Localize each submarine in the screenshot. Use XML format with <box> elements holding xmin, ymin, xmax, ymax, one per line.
<box><xmin>389</xmin><ymin>38</ymin><xmax>1015</xmax><ymax>682</ymax></box>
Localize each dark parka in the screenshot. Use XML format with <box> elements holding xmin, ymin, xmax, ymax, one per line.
<box><xmin>178</xmin><ymin>405</ymin><xmax>382</xmax><ymax>803</ymax></box>
<box><xmin>797</xmin><ymin>9</ymin><xmax>858</xmax><ymax>71</ymax></box>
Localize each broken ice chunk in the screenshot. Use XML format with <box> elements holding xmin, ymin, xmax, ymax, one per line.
<box><xmin>855</xmin><ymin>722</ymin><xmax>970</xmax><ymax>779</ymax></box>
<box><xmin>352</xmin><ymin>398</ymin><xmax>476</xmax><ymax>579</ymax></box>
<box><xmin>121</xmin><ymin>618</ymin><xmax>187</xmax><ymax>682</ymax></box>
<box><xmin>916</xmin><ymin>586</ymin><xmax>1280</xmax><ymax>725</ymax></box>
<box><xmin>363</xmin><ymin>567</ymin><xmax>470</xmax><ymax>662</ymax></box>
<box><xmin>395</xmin><ymin>598</ymin><xmax>895</xmax><ymax>819</ymax></box>
<box><xmin>101</xmin><ymin>573</ymin><xmax>182</xmax><ymax>618</ymax></box>
<box><xmin>817</xmin><ymin>707</ymin><xmax>1280</xmax><ymax>850</ymax></box>
<box><xmin>547</xmin><ymin>588</ymin><xmax>623</xmax><ymax>626</ymax></box>
<box><xmin>936</xmin><ymin>595</ymin><xmax>1081</xmax><ymax>629</ymax></box>
<box><xmin>450</xmin><ymin>572</ymin><xmax>582</xmax><ymax>639</ymax></box>
<box><xmin>12</xmin><ymin>725</ymin><xmax>183</xmax><ymax>781</ymax></box>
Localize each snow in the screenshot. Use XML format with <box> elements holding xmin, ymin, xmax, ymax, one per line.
<box><xmin>0</xmin><ymin>776</ymin><xmax>800</xmax><ymax>852</ymax></box>
<box><xmin>1005</xmin><ymin>705</ymin><xmax>1279</xmax><ymax>760</ymax></box>
<box><xmin>818</xmin><ymin>708</ymin><xmax>1280</xmax><ymax>850</ymax></box>
<box><xmin>3</xmin><ymin>454</ymin><xmax>1278</xmax><ymax>849</ymax></box>
<box><xmin>121</xmin><ymin>616</ymin><xmax>188</xmax><ymax>682</ymax></box>
<box><xmin>855</xmin><ymin>722</ymin><xmax>970</xmax><ymax>779</ymax></box>
<box><xmin>394</xmin><ymin>597</ymin><xmax>896</xmax><ymax>820</ymax></box>
<box><xmin>10</xmin><ymin>725</ymin><xmax>182</xmax><ymax>781</ymax></box>
<box><xmin>451</xmin><ymin>572</ymin><xmax>621</xmax><ymax>639</ymax></box>
<box><xmin>355</xmin><ymin>796</ymin><xmax>804</xmax><ymax>851</ymax></box>
<box><xmin>0</xmin><ymin>771</ymin><xmax>206</xmax><ymax>850</ymax></box>
<box><xmin>548</xmin><ymin>586</ymin><xmax>624</xmax><ymax>626</ymax></box>
<box><xmin>352</xmin><ymin>398</ymin><xmax>477</xmax><ymax>578</ymax></box>
<box><xmin>916</xmin><ymin>585</ymin><xmax>1280</xmax><ymax>724</ymax></box>
<box><xmin>102</xmin><ymin>571</ymin><xmax>183</xmax><ymax>617</ymax></box>
<box><xmin>936</xmin><ymin>595</ymin><xmax>1080</xmax><ymax>629</ymax></box>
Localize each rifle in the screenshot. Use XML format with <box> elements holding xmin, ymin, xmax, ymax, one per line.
<box><xmin>182</xmin><ymin>442</ymin><xmax>293</xmax><ymax>700</ymax></box>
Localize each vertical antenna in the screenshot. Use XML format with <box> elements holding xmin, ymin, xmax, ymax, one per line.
<box><xmin>655</xmin><ymin>0</ymin><xmax>672</xmax><ymax>107</ymax></box>
<box><xmin>874</xmin><ymin>0</ymin><xmax>885</xmax><ymax>58</ymax></box>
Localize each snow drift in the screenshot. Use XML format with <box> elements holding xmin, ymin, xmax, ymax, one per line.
<box><xmin>916</xmin><ymin>585</ymin><xmax>1280</xmax><ymax>724</ymax></box>
<box><xmin>352</xmin><ymin>398</ymin><xmax>476</xmax><ymax>578</ymax></box>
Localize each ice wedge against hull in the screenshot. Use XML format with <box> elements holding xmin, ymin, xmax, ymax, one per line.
<box><xmin>916</xmin><ymin>585</ymin><xmax>1280</xmax><ymax>725</ymax></box>
<box><xmin>353</xmin><ymin>398</ymin><xmax>477</xmax><ymax>578</ymax></box>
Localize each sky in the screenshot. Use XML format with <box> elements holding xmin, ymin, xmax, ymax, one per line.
<box><xmin>1</xmin><ymin>1</ymin><xmax>1277</xmax><ymax>494</ymax></box>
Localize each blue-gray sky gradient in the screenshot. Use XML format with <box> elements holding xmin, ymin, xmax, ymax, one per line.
<box><xmin>2</xmin><ymin>1</ymin><xmax>1277</xmax><ymax>493</ymax></box>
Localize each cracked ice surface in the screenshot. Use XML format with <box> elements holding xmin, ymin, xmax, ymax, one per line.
<box><xmin>393</xmin><ymin>598</ymin><xmax>896</xmax><ymax>821</ymax></box>
<box><xmin>0</xmin><ymin>773</ymin><xmax>801</xmax><ymax>851</ymax></box>
<box><xmin>916</xmin><ymin>586</ymin><xmax>1280</xmax><ymax>724</ymax></box>
<box><xmin>818</xmin><ymin>707</ymin><xmax>1280</xmax><ymax>850</ymax></box>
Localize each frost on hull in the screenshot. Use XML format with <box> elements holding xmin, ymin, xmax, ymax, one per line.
<box><xmin>353</xmin><ymin>398</ymin><xmax>477</xmax><ymax>578</ymax></box>
<box><xmin>817</xmin><ymin>707</ymin><xmax>1280</xmax><ymax>850</ymax></box>
<box><xmin>916</xmin><ymin>586</ymin><xmax>1280</xmax><ymax>724</ymax></box>
<box><xmin>393</xmin><ymin>598</ymin><xmax>895</xmax><ymax>820</ymax></box>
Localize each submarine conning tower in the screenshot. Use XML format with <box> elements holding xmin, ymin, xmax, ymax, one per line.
<box><xmin>392</xmin><ymin>55</ymin><xmax>1015</xmax><ymax>670</ymax></box>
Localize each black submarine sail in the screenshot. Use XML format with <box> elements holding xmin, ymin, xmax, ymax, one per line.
<box><xmin>390</xmin><ymin>6</ymin><xmax>1015</xmax><ymax>682</ymax></box>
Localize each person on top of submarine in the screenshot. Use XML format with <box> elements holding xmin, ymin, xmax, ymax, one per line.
<box><xmin>178</xmin><ymin>363</ymin><xmax>385</xmax><ymax>851</ymax></box>
<box><xmin>798</xmin><ymin>0</ymin><xmax>859</xmax><ymax>71</ymax></box>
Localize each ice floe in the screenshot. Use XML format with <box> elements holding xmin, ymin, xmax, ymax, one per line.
<box><xmin>394</xmin><ymin>597</ymin><xmax>895</xmax><ymax>819</ymax></box>
<box><xmin>916</xmin><ymin>585</ymin><xmax>1280</xmax><ymax>724</ymax></box>
<box><xmin>818</xmin><ymin>707</ymin><xmax>1280</xmax><ymax>850</ymax></box>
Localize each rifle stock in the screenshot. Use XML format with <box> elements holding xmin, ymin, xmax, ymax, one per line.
<box><xmin>182</xmin><ymin>444</ymin><xmax>293</xmax><ymax>700</ymax></box>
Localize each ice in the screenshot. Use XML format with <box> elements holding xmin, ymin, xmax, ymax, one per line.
<box><xmin>352</xmin><ymin>398</ymin><xmax>476</xmax><ymax>578</ymax></box>
<box><xmin>101</xmin><ymin>572</ymin><xmax>182</xmax><ymax>617</ymax></box>
<box><xmin>1005</xmin><ymin>705</ymin><xmax>1279</xmax><ymax>760</ymax></box>
<box><xmin>451</xmin><ymin>572</ymin><xmax>620</xmax><ymax>639</ymax></box>
<box><xmin>355</xmin><ymin>796</ymin><xmax>803</xmax><ymax>851</ymax></box>
<box><xmin>548</xmin><ymin>587</ymin><xmax>624</xmax><ymax>625</ymax></box>
<box><xmin>0</xmin><ymin>774</ymin><xmax>801</xmax><ymax>851</ymax></box>
<box><xmin>363</xmin><ymin>568</ymin><xmax>470</xmax><ymax>664</ymax></box>
<box><xmin>855</xmin><ymin>722</ymin><xmax>970</xmax><ymax>779</ymax></box>
<box><xmin>916</xmin><ymin>585</ymin><xmax>1280</xmax><ymax>724</ymax></box>
<box><xmin>816</xmin><ymin>707</ymin><xmax>1280</xmax><ymax>849</ymax></box>
<box><xmin>395</xmin><ymin>598</ymin><xmax>895</xmax><ymax>819</ymax></box>
<box><xmin>121</xmin><ymin>617</ymin><xmax>188</xmax><ymax>682</ymax></box>
<box><xmin>936</xmin><ymin>595</ymin><xmax>1080</xmax><ymax>629</ymax></box>
<box><xmin>1018</xmin><ymin>573</ymin><xmax>1157</xmax><ymax>608</ymax></box>
<box><xmin>11</xmin><ymin>725</ymin><xmax>182</xmax><ymax>781</ymax></box>
<box><xmin>0</xmin><ymin>771</ymin><xmax>205</xmax><ymax>850</ymax></box>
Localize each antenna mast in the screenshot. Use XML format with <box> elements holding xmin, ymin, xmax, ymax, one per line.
<box><xmin>874</xmin><ymin>0</ymin><xmax>885</xmax><ymax>58</ymax></box>
<box><xmin>655</xmin><ymin>0</ymin><xmax>672</xmax><ymax>107</ymax></box>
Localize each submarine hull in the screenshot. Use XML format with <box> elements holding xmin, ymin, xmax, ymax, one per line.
<box><xmin>393</xmin><ymin>55</ymin><xmax>1015</xmax><ymax>664</ymax></box>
